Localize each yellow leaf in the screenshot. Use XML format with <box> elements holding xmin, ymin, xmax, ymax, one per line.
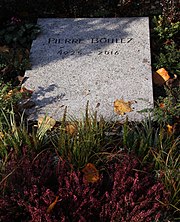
<box><xmin>153</xmin><ymin>68</ymin><xmax>171</xmax><ymax>86</ymax></box>
<box><xmin>82</xmin><ymin>163</ymin><xmax>99</xmax><ymax>183</ymax></box>
<box><xmin>114</xmin><ymin>99</ymin><xmax>132</xmax><ymax>115</ymax></box>
<box><xmin>38</xmin><ymin>116</ymin><xmax>56</xmax><ymax>130</ymax></box>
<box><xmin>65</xmin><ymin>124</ymin><xmax>77</xmax><ymax>135</ymax></box>
<box><xmin>167</xmin><ymin>124</ymin><xmax>173</xmax><ymax>135</ymax></box>
<box><xmin>6</xmin><ymin>90</ymin><xmax>13</xmax><ymax>99</ymax></box>
<box><xmin>4</xmin><ymin>89</ymin><xmax>18</xmax><ymax>100</ymax></box>
<box><xmin>47</xmin><ymin>196</ymin><xmax>59</xmax><ymax>213</ymax></box>
<box><xmin>0</xmin><ymin>132</ymin><xmax>4</xmax><ymax>139</ymax></box>
<box><xmin>156</xmin><ymin>68</ymin><xmax>170</xmax><ymax>82</ymax></box>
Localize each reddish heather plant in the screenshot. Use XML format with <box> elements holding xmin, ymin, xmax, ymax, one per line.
<box><xmin>0</xmin><ymin>148</ymin><xmax>169</xmax><ymax>221</ymax></box>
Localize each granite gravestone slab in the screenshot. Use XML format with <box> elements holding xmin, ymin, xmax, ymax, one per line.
<box><xmin>24</xmin><ymin>18</ymin><xmax>153</xmax><ymax>121</ymax></box>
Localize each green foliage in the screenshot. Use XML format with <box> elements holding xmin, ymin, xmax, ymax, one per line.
<box><xmin>0</xmin><ymin>104</ymin><xmax>109</xmax><ymax>170</ymax></box>
<box><xmin>153</xmin><ymin>15</ymin><xmax>180</xmax><ymax>40</ymax></box>
<box><xmin>0</xmin><ymin>83</ymin><xmax>10</xmax><ymax>108</ymax></box>
<box><xmin>0</xmin><ymin>20</ymin><xmax>40</xmax><ymax>81</ymax></box>
<box><xmin>0</xmin><ymin>84</ymin><xmax>24</xmax><ymax>162</ymax></box>
<box><xmin>0</xmin><ymin>48</ymin><xmax>30</xmax><ymax>80</ymax></box>
<box><xmin>0</xmin><ymin>21</ymin><xmax>40</xmax><ymax>47</ymax></box>
<box><xmin>0</xmin><ymin>20</ymin><xmax>39</xmax><ymax>81</ymax></box>
<box><xmin>0</xmin><ymin>53</ymin><xmax>8</xmax><ymax>70</ymax></box>
<box><xmin>51</xmin><ymin>105</ymin><xmax>109</xmax><ymax>169</ymax></box>
<box><xmin>0</xmin><ymin>82</ymin><xmax>21</xmax><ymax>125</ymax></box>
<box><xmin>121</xmin><ymin>118</ymin><xmax>180</xmax><ymax>216</ymax></box>
<box><xmin>0</xmin><ymin>108</ymin><xmax>52</xmax><ymax>163</ymax></box>
<box><xmin>151</xmin><ymin>136</ymin><xmax>180</xmax><ymax>213</ymax></box>
<box><xmin>152</xmin><ymin>15</ymin><xmax>180</xmax><ymax>76</ymax></box>
<box><xmin>122</xmin><ymin>118</ymin><xmax>160</xmax><ymax>162</ymax></box>
<box><xmin>153</xmin><ymin>87</ymin><xmax>180</xmax><ymax>125</ymax></box>
<box><xmin>154</xmin><ymin>42</ymin><xmax>180</xmax><ymax>76</ymax></box>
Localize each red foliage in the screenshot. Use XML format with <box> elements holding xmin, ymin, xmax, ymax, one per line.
<box><xmin>0</xmin><ymin>149</ymin><xmax>169</xmax><ymax>221</ymax></box>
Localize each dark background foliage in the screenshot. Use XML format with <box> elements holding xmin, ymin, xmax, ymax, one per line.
<box><xmin>0</xmin><ymin>0</ymin><xmax>167</xmax><ymax>22</ymax></box>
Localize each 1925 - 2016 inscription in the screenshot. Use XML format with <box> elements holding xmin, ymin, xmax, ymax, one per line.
<box><xmin>57</xmin><ymin>48</ymin><xmax>124</xmax><ymax>56</ymax></box>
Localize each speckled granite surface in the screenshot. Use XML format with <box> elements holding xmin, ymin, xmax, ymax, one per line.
<box><xmin>24</xmin><ymin>18</ymin><xmax>153</xmax><ymax>121</ymax></box>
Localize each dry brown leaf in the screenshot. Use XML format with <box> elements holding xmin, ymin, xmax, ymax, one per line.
<box><xmin>114</xmin><ymin>99</ymin><xmax>132</xmax><ymax>115</ymax></box>
<box><xmin>153</xmin><ymin>72</ymin><xmax>166</xmax><ymax>86</ymax></box>
<box><xmin>38</xmin><ymin>116</ymin><xmax>56</xmax><ymax>130</ymax></box>
<box><xmin>82</xmin><ymin>163</ymin><xmax>99</xmax><ymax>183</ymax></box>
<box><xmin>0</xmin><ymin>45</ymin><xmax>9</xmax><ymax>53</ymax></box>
<box><xmin>47</xmin><ymin>196</ymin><xmax>59</xmax><ymax>213</ymax></box>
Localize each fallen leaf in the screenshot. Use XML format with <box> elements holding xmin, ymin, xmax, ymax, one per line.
<box><xmin>153</xmin><ymin>72</ymin><xmax>165</xmax><ymax>86</ymax></box>
<box><xmin>65</xmin><ymin>124</ymin><xmax>77</xmax><ymax>135</ymax></box>
<box><xmin>156</xmin><ymin>68</ymin><xmax>170</xmax><ymax>82</ymax></box>
<box><xmin>38</xmin><ymin>116</ymin><xmax>56</xmax><ymax>130</ymax></box>
<box><xmin>167</xmin><ymin>124</ymin><xmax>173</xmax><ymax>135</ymax></box>
<box><xmin>47</xmin><ymin>196</ymin><xmax>59</xmax><ymax>213</ymax></box>
<box><xmin>0</xmin><ymin>132</ymin><xmax>4</xmax><ymax>139</ymax></box>
<box><xmin>159</xmin><ymin>103</ymin><xmax>165</xmax><ymax>108</ymax></box>
<box><xmin>82</xmin><ymin>163</ymin><xmax>99</xmax><ymax>183</ymax></box>
<box><xmin>0</xmin><ymin>45</ymin><xmax>9</xmax><ymax>53</ymax></box>
<box><xmin>114</xmin><ymin>99</ymin><xmax>132</xmax><ymax>115</ymax></box>
<box><xmin>153</xmin><ymin>68</ymin><xmax>171</xmax><ymax>86</ymax></box>
<box><xmin>4</xmin><ymin>89</ymin><xmax>19</xmax><ymax>100</ymax></box>
<box><xmin>5</xmin><ymin>90</ymin><xmax>13</xmax><ymax>99</ymax></box>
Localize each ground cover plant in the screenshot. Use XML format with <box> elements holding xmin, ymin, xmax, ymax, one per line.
<box><xmin>0</xmin><ymin>149</ymin><xmax>170</xmax><ymax>221</ymax></box>
<box><xmin>0</xmin><ymin>1</ymin><xmax>179</xmax><ymax>221</ymax></box>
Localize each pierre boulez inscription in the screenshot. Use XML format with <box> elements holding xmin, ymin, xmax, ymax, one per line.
<box><xmin>48</xmin><ymin>38</ymin><xmax>133</xmax><ymax>44</ymax></box>
<box><xmin>47</xmin><ymin>37</ymin><xmax>133</xmax><ymax>56</ymax></box>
